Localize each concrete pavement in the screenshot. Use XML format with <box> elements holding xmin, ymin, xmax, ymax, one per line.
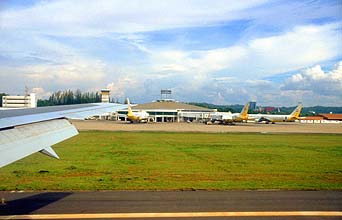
<box><xmin>0</xmin><ymin>191</ymin><xmax>341</xmax><ymax>219</ymax></box>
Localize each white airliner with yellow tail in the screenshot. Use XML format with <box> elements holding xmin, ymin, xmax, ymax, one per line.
<box><xmin>126</xmin><ymin>98</ymin><xmax>149</xmax><ymax>123</ymax></box>
<box><xmin>207</xmin><ymin>102</ymin><xmax>250</xmax><ymax>125</ymax></box>
<box><xmin>249</xmin><ymin>103</ymin><xmax>302</xmax><ymax>124</ymax></box>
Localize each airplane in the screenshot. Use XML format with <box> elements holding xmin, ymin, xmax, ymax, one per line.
<box><xmin>126</xmin><ymin>98</ymin><xmax>149</xmax><ymax>123</ymax></box>
<box><xmin>0</xmin><ymin>102</ymin><xmax>127</xmax><ymax>168</ymax></box>
<box><xmin>248</xmin><ymin>103</ymin><xmax>303</xmax><ymax>124</ymax></box>
<box><xmin>207</xmin><ymin>102</ymin><xmax>250</xmax><ymax>125</ymax></box>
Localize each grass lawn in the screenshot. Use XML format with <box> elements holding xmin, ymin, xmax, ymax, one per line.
<box><xmin>0</xmin><ymin>131</ymin><xmax>341</xmax><ymax>190</ymax></box>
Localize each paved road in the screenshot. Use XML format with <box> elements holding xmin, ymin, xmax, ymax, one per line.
<box><xmin>0</xmin><ymin>191</ymin><xmax>341</xmax><ymax>219</ymax></box>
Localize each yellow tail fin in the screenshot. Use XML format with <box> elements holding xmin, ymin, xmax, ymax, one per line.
<box><xmin>127</xmin><ymin>98</ymin><xmax>134</xmax><ymax>116</ymax></box>
<box><xmin>290</xmin><ymin>103</ymin><xmax>302</xmax><ymax>119</ymax></box>
<box><xmin>240</xmin><ymin>102</ymin><xmax>250</xmax><ymax>120</ymax></box>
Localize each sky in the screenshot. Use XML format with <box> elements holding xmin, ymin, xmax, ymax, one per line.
<box><xmin>0</xmin><ymin>0</ymin><xmax>341</xmax><ymax>106</ymax></box>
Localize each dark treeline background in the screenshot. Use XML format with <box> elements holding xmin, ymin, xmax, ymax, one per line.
<box><xmin>37</xmin><ymin>90</ymin><xmax>101</xmax><ymax>106</ymax></box>
<box><xmin>0</xmin><ymin>93</ymin><xmax>8</xmax><ymax>107</ymax></box>
<box><xmin>188</xmin><ymin>102</ymin><xmax>235</xmax><ymax>113</ymax></box>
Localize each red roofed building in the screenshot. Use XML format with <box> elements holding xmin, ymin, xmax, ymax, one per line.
<box><xmin>319</xmin><ymin>114</ymin><xmax>342</xmax><ymax>121</ymax></box>
<box><xmin>264</xmin><ymin>107</ymin><xmax>275</xmax><ymax>112</ymax></box>
<box><xmin>300</xmin><ymin>114</ymin><xmax>342</xmax><ymax>123</ymax></box>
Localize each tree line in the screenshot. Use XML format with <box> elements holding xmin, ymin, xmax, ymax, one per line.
<box><xmin>187</xmin><ymin>102</ymin><xmax>236</xmax><ymax>113</ymax></box>
<box><xmin>0</xmin><ymin>93</ymin><xmax>8</xmax><ymax>107</ymax></box>
<box><xmin>190</xmin><ymin>102</ymin><xmax>342</xmax><ymax>115</ymax></box>
<box><xmin>38</xmin><ymin>90</ymin><xmax>101</xmax><ymax>106</ymax></box>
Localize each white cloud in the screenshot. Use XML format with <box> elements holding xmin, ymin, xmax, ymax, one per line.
<box><xmin>0</xmin><ymin>56</ymin><xmax>108</xmax><ymax>97</ymax></box>
<box><xmin>281</xmin><ymin>61</ymin><xmax>342</xmax><ymax>104</ymax></box>
<box><xmin>106</xmin><ymin>76</ymin><xmax>139</xmax><ymax>99</ymax></box>
<box><xmin>23</xmin><ymin>59</ymin><xmax>106</xmax><ymax>85</ymax></box>
<box><xmin>1</xmin><ymin>0</ymin><xmax>268</xmax><ymax>35</ymax></box>
<box><xmin>282</xmin><ymin>61</ymin><xmax>342</xmax><ymax>94</ymax></box>
<box><xmin>149</xmin><ymin>23</ymin><xmax>341</xmax><ymax>81</ymax></box>
<box><xmin>213</xmin><ymin>77</ymin><xmax>238</xmax><ymax>83</ymax></box>
<box><xmin>2</xmin><ymin>0</ymin><xmax>340</xmax><ymax>37</ymax></box>
<box><xmin>128</xmin><ymin>23</ymin><xmax>341</xmax><ymax>105</ymax></box>
<box><xmin>0</xmin><ymin>32</ymin><xmax>109</xmax><ymax>92</ymax></box>
<box><xmin>175</xmin><ymin>61</ymin><xmax>342</xmax><ymax>106</ymax></box>
<box><xmin>151</xmin><ymin>46</ymin><xmax>247</xmax><ymax>75</ymax></box>
<box><xmin>246</xmin><ymin>23</ymin><xmax>341</xmax><ymax>75</ymax></box>
<box><xmin>31</xmin><ymin>87</ymin><xmax>51</xmax><ymax>99</ymax></box>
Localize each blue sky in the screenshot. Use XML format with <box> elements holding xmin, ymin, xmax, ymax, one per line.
<box><xmin>0</xmin><ymin>0</ymin><xmax>341</xmax><ymax>106</ymax></box>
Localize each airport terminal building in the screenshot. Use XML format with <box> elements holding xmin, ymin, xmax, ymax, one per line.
<box><xmin>117</xmin><ymin>99</ymin><xmax>215</xmax><ymax>123</ymax></box>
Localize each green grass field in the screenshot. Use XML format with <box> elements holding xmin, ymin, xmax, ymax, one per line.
<box><xmin>0</xmin><ymin>131</ymin><xmax>341</xmax><ymax>190</ymax></box>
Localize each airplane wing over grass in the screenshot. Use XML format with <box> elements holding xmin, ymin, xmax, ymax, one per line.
<box><xmin>0</xmin><ymin>103</ymin><xmax>127</xmax><ymax>168</ymax></box>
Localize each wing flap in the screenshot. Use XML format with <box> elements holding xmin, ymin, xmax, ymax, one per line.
<box><xmin>0</xmin><ymin>119</ymin><xmax>78</xmax><ymax>168</ymax></box>
<box><xmin>0</xmin><ymin>103</ymin><xmax>128</xmax><ymax>167</ymax></box>
<box><xmin>40</xmin><ymin>146</ymin><xmax>60</xmax><ymax>159</ymax></box>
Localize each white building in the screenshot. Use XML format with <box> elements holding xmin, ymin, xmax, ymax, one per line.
<box><xmin>300</xmin><ymin>114</ymin><xmax>342</xmax><ymax>124</ymax></box>
<box><xmin>101</xmin><ymin>89</ymin><xmax>110</xmax><ymax>103</ymax></box>
<box><xmin>2</xmin><ymin>93</ymin><xmax>37</xmax><ymax>109</ymax></box>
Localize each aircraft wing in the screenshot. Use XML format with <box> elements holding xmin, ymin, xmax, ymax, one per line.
<box><xmin>257</xmin><ymin>116</ymin><xmax>272</xmax><ymax>123</ymax></box>
<box><xmin>249</xmin><ymin>114</ymin><xmax>272</xmax><ymax>123</ymax></box>
<box><xmin>0</xmin><ymin>103</ymin><xmax>127</xmax><ymax>168</ymax></box>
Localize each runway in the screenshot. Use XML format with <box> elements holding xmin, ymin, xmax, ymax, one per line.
<box><xmin>72</xmin><ymin>120</ymin><xmax>342</xmax><ymax>134</ymax></box>
<box><xmin>0</xmin><ymin>191</ymin><xmax>341</xmax><ymax>219</ymax></box>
